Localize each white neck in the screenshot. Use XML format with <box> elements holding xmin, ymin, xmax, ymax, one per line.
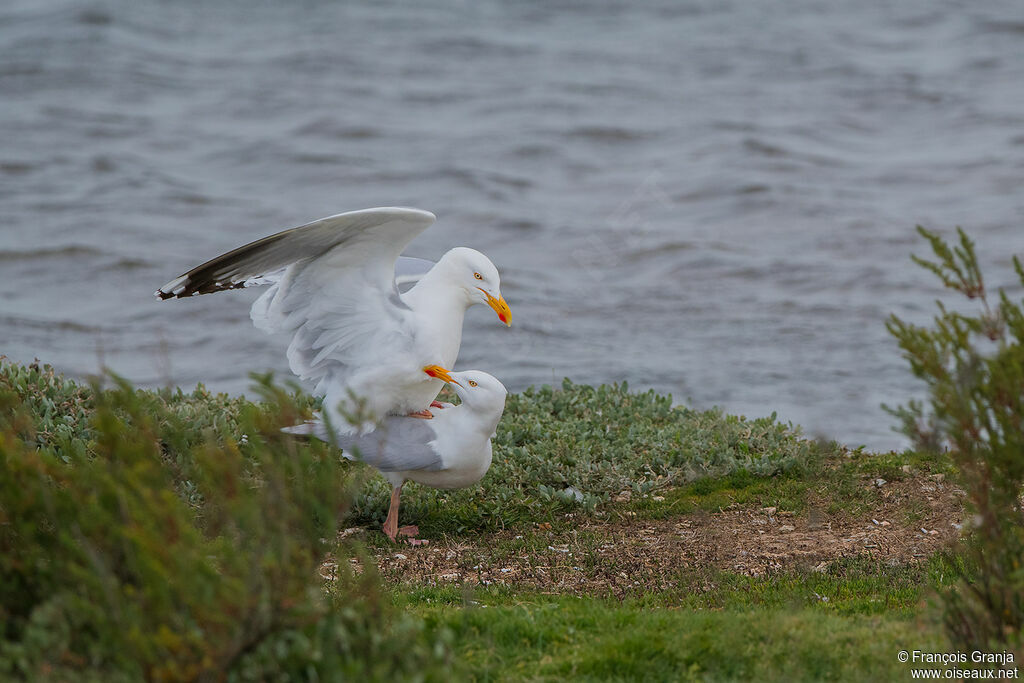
<box><xmin>431</xmin><ymin>400</ymin><xmax>503</xmax><ymax>453</ymax></box>
<box><xmin>402</xmin><ymin>267</ymin><xmax>472</xmax><ymax>367</ymax></box>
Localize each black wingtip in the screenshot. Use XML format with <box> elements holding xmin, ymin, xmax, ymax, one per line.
<box><xmin>155</xmin><ymin>276</ymin><xmax>253</xmax><ymax>300</ymax></box>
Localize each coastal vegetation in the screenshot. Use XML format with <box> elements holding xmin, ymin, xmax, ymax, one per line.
<box><xmin>0</xmin><ymin>359</ymin><xmax>956</xmax><ymax>681</ymax></box>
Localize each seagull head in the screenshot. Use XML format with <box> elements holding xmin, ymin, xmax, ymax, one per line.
<box><xmin>447</xmin><ymin>370</ymin><xmax>509</xmax><ymax>415</ymax></box>
<box><xmin>438</xmin><ymin>247</ymin><xmax>511</xmax><ymax>326</ymax></box>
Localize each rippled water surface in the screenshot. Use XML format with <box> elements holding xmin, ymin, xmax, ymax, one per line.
<box><xmin>2</xmin><ymin>0</ymin><xmax>1023</xmax><ymax>449</ymax></box>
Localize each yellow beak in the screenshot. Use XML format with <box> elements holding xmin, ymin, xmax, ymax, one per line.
<box><xmin>423</xmin><ymin>364</ymin><xmax>461</xmax><ymax>386</ymax></box>
<box><xmin>478</xmin><ymin>287</ymin><xmax>511</xmax><ymax>326</ymax></box>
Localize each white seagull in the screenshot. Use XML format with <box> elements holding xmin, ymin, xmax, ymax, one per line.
<box><xmin>156</xmin><ymin>207</ymin><xmax>511</xmax><ymax>429</ymax></box>
<box><xmin>291</xmin><ymin>368</ymin><xmax>508</xmax><ymax>542</ymax></box>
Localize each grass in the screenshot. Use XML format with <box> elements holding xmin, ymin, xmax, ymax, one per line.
<box><xmin>382</xmin><ymin>554</ymin><xmax>960</xmax><ymax>680</ymax></box>
<box><xmin>403</xmin><ymin>590</ymin><xmax>948</xmax><ymax>682</ymax></box>
<box><xmin>395</xmin><ymin>553</ymin><xmax>960</xmax><ymax>615</ymax></box>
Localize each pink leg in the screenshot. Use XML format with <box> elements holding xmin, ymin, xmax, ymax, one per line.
<box><xmin>382</xmin><ymin>484</ymin><xmax>403</xmax><ymax>542</ymax></box>
<box><xmin>430</xmin><ymin>400</ymin><xmax>445</xmax><ymax>409</ymax></box>
<box><xmin>407</xmin><ymin>409</ymin><xmax>433</xmax><ymax>419</ymax></box>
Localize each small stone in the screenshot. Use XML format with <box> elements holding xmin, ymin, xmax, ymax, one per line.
<box><xmin>880</xmin><ymin>520</ymin><xmax>890</xmax><ymax>526</ymax></box>
<box><xmin>761</xmin><ymin>506</ymin><xmax>777</xmax><ymax>514</ymax></box>
<box><xmin>393</xmin><ymin>553</ymin><xmax>407</xmax><ymax>560</ymax></box>
<box><xmin>652</xmin><ymin>495</ymin><xmax>665</xmax><ymax>502</ymax></box>
<box><xmin>901</xmin><ymin>465</ymin><xmax>912</xmax><ymax>473</ymax></box>
<box><xmin>874</xmin><ymin>478</ymin><xmax>887</xmax><ymax>487</ymax></box>
<box><xmin>779</xmin><ymin>525</ymin><xmax>795</xmax><ymax>533</ymax></box>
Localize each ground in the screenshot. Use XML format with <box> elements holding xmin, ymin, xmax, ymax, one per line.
<box><xmin>328</xmin><ymin>468</ymin><xmax>962</xmax><ymax>594</ymax></box>
<box><xmin>316</xmin><ymin>465</ymin><xmax>968</xmax><ymax>680</ymax></box>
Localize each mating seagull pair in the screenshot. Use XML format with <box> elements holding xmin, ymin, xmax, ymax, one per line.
<box><xmin>157</xmin><ymin>207</ymin><xmax>511</xmax><ymax>542</ymax></box>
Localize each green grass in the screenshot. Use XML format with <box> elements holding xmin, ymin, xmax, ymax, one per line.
<box><xmin>387</xmin><ymin>555</ymin><xmax>959</xmax><ymax>680</ymax></box>
<box><xmin>393</xmin><ymin>553</ymin><xmax>959</xmax><ymax>615</ymax></box>
<box><xmin>402</xmin><ymin>589</ymin><xmax>948</xmax><ymax>681</ymax></box>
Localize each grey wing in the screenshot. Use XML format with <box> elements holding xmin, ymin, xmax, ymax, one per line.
<box><xmin>335</xmin><ymin>417</ymin><xmax>444</xmax><ymax>472</ymax></box>
<box><xmin>281</xmin><ymin>420</ymin><xmax>331</xmax><ymax>441</ymax></box>
<box><xmin>394</xmin><ymin>256</ymin><xmax>436</xmax><ymax>287</ymax></box>
<box><xmin>156</xmin><ymin>207</ymin><xmax>436</xmax><ymax>299</ymax></box>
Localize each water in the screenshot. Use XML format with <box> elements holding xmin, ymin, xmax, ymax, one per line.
<box><xmin>2</xmin><ymin>0</ymin><xmax>1023</xmax><ymax>450</ymax></box>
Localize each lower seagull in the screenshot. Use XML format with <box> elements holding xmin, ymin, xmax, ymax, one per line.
<box><xmin>288</xmin><ymin>368</ymin><xmax>507</xmax><ymax>543</ymax></box>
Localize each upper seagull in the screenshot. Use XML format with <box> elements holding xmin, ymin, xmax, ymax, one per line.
<box><xmin>156</xmin><ymin>207</ymin><xmax>511</xmax><ymax>428</ymax></box>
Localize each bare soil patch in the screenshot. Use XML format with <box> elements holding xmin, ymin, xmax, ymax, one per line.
<box><xmin>341</xmin><ymin>473</ymin><xmax>963</xmax><ymax>596</ymax></box>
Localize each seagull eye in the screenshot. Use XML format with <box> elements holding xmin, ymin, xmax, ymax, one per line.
<box><xmin>468</xmin><ymin>379</ymin><xmax>478</xmax><ymax>387</ymax></box>
<box><xmin>473</xmin><ymin>272</ymin><xmax>483</xmax><ymax>280</ymax></box>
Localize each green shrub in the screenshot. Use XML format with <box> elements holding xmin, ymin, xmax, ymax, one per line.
<box><xmin>0</xmin><ymin>362</ymin><xmax>453</xmax><ymax>681</ymax></box>
<box><xmin>886</xmin><ymin>226</ymin><xmax>1024</xmax><ymax>659</ymax></box>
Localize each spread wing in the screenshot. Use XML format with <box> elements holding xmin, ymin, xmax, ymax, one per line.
<box><xmin>156</xmin><ymin>207</ymin><xmax>437</xmax><ymax>395</ymax></box>
<box><xmin>156</xmin><ymin>207</ymin><xmax>436</xmax><ymax>298</ymax></box>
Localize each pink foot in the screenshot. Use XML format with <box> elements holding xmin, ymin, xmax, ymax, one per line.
<box><xmin>396</xmin><ymin>525</ymin><xmax>428</xmax><ymax>545</ymax></box>
<box><xmin>430</xmin><ymin>400</ymin><xmax>446</xmax><ymax>409</ymax></box>
<box><xmin>408</xmin><ymin>409</ymin><xmax>433</xmax><ymax>419</ymax></box>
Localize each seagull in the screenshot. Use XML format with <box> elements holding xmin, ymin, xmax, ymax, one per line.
<box><xmin>289</xmin><ymin>368</ymin><xmax>508</xmax><ymax>542</ymax></box>
<box><xmin>156</xmin><ymin>207</ymin><xmax>511</xmax><ymax>429</ymax></box>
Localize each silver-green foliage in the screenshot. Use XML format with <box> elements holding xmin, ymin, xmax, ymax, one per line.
<box><xmin>351</xmin><ymin>379</ymin><xmax>826</xmax><ymax>534</ymax></box>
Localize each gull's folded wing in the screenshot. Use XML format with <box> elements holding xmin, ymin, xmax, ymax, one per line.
<box><xmin>333</xmin><ymin>417</ymin><xmax>444</xmax><ymax>472</ymax></box>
